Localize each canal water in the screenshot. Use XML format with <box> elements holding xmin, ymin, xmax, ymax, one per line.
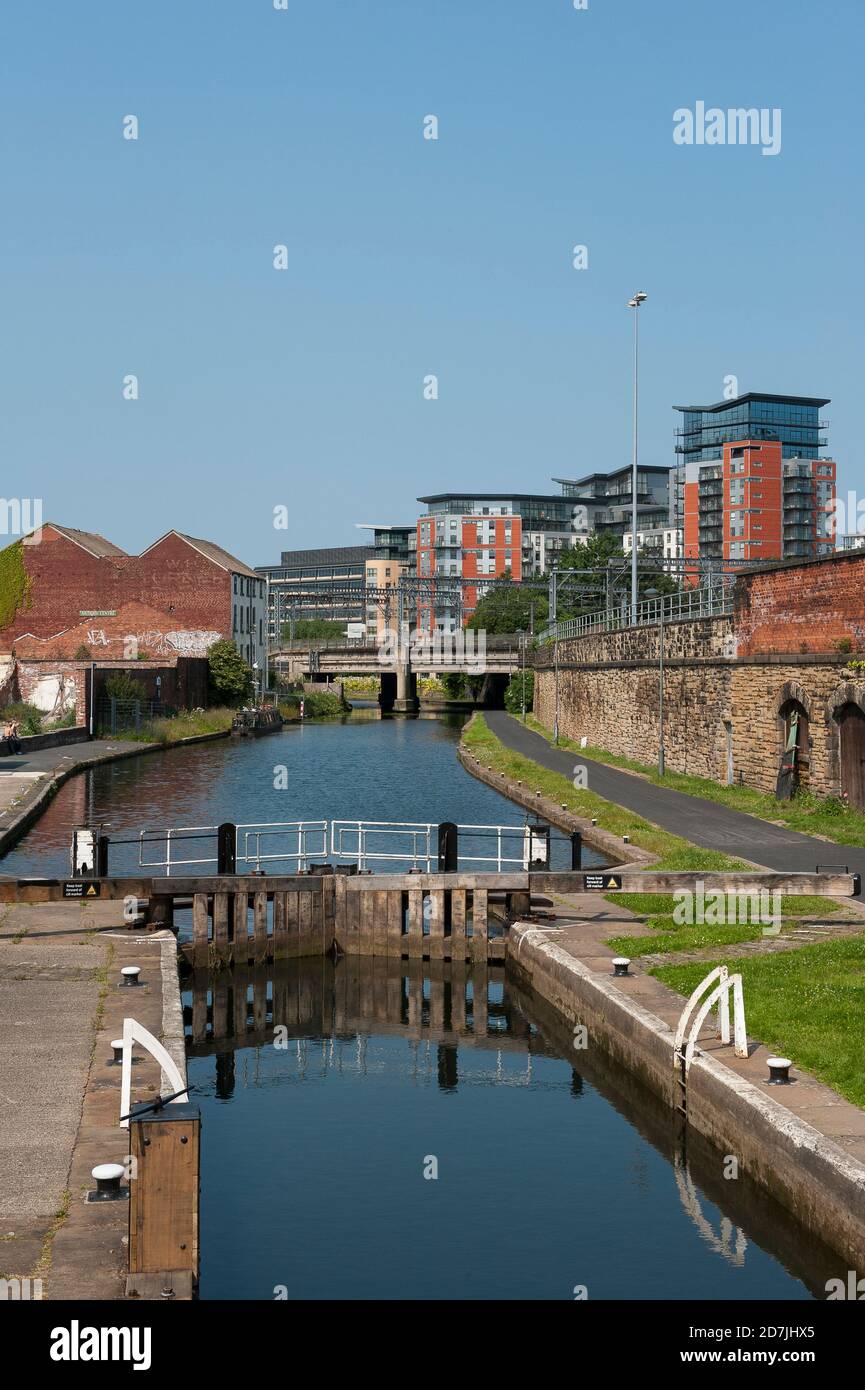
<box><xmin>0</xmin><ymin>710</ymin><xmax>606</xmax><ymax>881</ymax></box>
<box><xmin>2</xmin><ymin>711</ymin><xmax>840</xmax><ymax>1298</ymax></box>
<box><xmin>185</xmin><ymin>955</ymin><xmax>835</xmax><ymax>1301</ymax></box>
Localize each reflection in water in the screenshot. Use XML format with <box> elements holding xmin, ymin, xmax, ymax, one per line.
<box><xmin>183</xmin><ymin>955</ymin><xmax>839</xmax><ymax>1301</ymax></box>
<box><xmin>674</xmin><ymin>1154</ymin><xmax>748</xmax><ymax>1268</ymax></box>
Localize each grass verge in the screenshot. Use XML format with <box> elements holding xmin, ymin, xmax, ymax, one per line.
<box><xmin>653</xmin><ymin>936</ymin><xmax>865</xmax><ymax>1108</ymax></box>
<box><xmin>112</xmin><ymin>707</ymin><xmax>235</xmax><ymax>745</ymax></box>
<box><xmin>524</xmin><ymin>713</ymin><xmax>865</xmax><ymax>848</ymax></box>
<box><xmin>463</xmin><ymin>714</ymin><xmax>747</xmax><ymax>872</ymax></box>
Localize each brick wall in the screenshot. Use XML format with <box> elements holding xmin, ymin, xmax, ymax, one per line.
<box><xmin>534</xmin><ymin>615</ymin><xmax>861</xmax><ymax>797</ymax></box>
<box><xmin>735</xmin><ymin>551</ymin><xmax>865</xmax><ymax>656</ymax></box>
<box><xmin>15</xmin><ymin>656</ymin><xmax>209</xmax><ymax>721</ymax></box>
<box><xmin>5</xmin><ymin>528</ymin><xmax>232</xmax><ymax>646</ymax></box>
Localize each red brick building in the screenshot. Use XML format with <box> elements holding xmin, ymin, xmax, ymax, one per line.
<box><xmin>1</xmin><ymin>524</ymin><xmax>266</xmax><ymax>670</ymax></box>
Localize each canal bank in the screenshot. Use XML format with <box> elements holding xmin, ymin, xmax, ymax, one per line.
<box><xmin>0</xmin><ymin>898</ymin><xmax>186</xmax><ymax>1299</ymax></box>
<box><xmin>455</xmin><ymin>713</ymin><xmax>865</xmax><ymax>1272</ymax></box>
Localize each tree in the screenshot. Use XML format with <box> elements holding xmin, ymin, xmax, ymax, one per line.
<box><xmin>207</xmin><ymin>640</ymin><xmax>254</xmax><ymax>706</ymax></box>
<box><xmin>467</xmin><ymin>580</ymin><xmax>548</xmax><ymax>635</ymax></box>
<box><xmin>504</xmin><ymin>669</ymin><xmax>533</xmax><ymax>715</ymax></box>
<box><xmin>282</xmin><ymin>619</ymin><xmax>344</xmax><ymax>641</ymax></box>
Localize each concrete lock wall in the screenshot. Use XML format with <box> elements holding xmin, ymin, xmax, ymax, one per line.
<box><xmin>534</xmin><ymin>618</ymin><xmax>861</xmax><ymax>797</ymax></box>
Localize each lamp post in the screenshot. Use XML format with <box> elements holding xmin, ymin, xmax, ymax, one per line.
<box><xmin>553</xmin><ymin>626</ymin><xmax>560</xmax><ymax>745</ymax></box>
<box><xmin>627</xmin><ymin>291</ymin><xmax>648</xmax><ymax>625</ymax></box>
<box><xmin>645</xmin><ymin>586</ymin><xmax>665</xmax><ymax>776</ymax></box>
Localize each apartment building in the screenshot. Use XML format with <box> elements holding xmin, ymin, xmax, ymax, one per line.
<box><xmin>681</xmin><ymin>440</ymin><xmax>836</xmax><ymax>577</ymax></box>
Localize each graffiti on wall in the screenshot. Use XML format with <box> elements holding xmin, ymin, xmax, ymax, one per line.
<box><xmin>83</xmin><ymin>629</ymin><xmax>221</xmax><ymax>657</ymax></box>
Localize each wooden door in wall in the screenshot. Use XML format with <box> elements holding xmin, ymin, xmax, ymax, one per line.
<box><xmin>839</xmin><ymin>704</ymin><xmax>865</xmax><ymax>808</ymax></box>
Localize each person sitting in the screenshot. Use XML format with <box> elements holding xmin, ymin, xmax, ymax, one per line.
<box><xmin>5</xmin><ymin>720</ymin><xmax>22</xmax><ymax>754</ymax></box>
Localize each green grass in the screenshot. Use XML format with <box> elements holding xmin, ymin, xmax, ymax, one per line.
<box><xmin>463</xmin><ymin>714</ymin><xmax>747</xmax><ymax>873</ymax></box>
<box><xmin>608</xmin><ymin>919</ymin><xmax>762</xmax><ymax>958</ymax></box>
<box><xmin>113</xmin><ymin>706</ymin><xmax>235</xmax><ymax>744</ymax></box>
<box><xmin>606</xmin><ymin>894</ymin><xmax>841</xmax><ymax>960</ymax></box>
<box><xmin>524</xmin><ymin>713</ymin><xmax>865</xmax><ymax>848</ymax></box>
<box><xmin>611</xmin><ymin>892</ymin><xmax>840</xmax><ymax>919</ymax></box>
<box><xmin>653</xmin><ymin>936</ymin><xmax>865</xmax><ymax>1108</ymax></box>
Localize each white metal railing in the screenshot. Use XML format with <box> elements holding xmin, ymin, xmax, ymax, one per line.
<box><xmin>549</xmin><ymin>583</ymin><xmax>733</xmax><ymax>642</ymax></box>
<box><xmin>137</xmin><ymin>824</ymin><xmax>219</xmax><ymax>874</ymax></box>
<box><xmin>137</xmin><ymin>821</ymin><xmax>329</xmax><ymax>875</ymax></box>
<box><xmin>329</xmin><ymin>820</ymin><xmax>541</xmax><ymax>873</ymax></box>
<box><xmin>135</xmin><ymin>819</ymin><xmax>544</xmax><ymax>876</ymax></box>
<box><xmin>237</xmin><ymin>821</ymin><xmax>328</xmax><ymax>872</ymax></box>
<box><xmin>673</xmin><ymin>965</ymin><xmax>748</xmax><ymax>1072</ymax></box>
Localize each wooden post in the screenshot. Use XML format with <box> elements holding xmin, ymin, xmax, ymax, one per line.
<box><xmin>192</xmin><ymin>893</ymin><xmax>209</xmax><ymax>966</ymax></box>
<box><xmin>127</xmin><ymin>1102</ymin><xmax>200</xmax><ymax>1299</ymax></box>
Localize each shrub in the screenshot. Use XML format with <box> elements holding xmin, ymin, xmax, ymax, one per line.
<box><xmin>104</xmin><ymin>671</ymin><xmax>147</xmax><ymax>702</ymax></box>
<box><xmin>208</xmin><ymin>640</ymin><xmax>254</xmax><ymax>706</ymax></box>
<box><xmin>504</xmin><ymin>670</ymin><xmax>534</xmax><ymax>715</ymax></box>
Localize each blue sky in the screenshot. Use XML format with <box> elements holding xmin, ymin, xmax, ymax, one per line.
<box><xmin>2</xmin><ymin>0</ymin><xmax>862</xmax><ymax>563</ymax></box>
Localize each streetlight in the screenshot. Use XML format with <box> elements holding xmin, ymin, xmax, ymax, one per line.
<box><xmin>644</xmin><ymin>586</ymin><xmax>665</xmax><ymax>776</ymax></box>
<box><xmin>627</xmin><ymin>291</ymin><xmax>648</xmax><ymax>626</ymax></box>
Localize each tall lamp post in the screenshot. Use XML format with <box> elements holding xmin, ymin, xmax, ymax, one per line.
<box><xmin>627</xmin><ymin>292</ymin><xmax>648</xmax><ymax>625</ymax></box>
<box><xmin>645</xmin><ymin>586</ymin><xmax>665</xmax><ymax>776</ymax></box>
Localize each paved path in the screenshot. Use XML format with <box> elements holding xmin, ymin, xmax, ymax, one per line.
<box><xmin>0</xmin><ymin>900</ymin><xmax>180</xmax><ymax>1299</ymax></box>
<box><xmin>0</xmin><ymin>737</ymin><xmax>135</xmax><ymax>823</ymax></box>
<box><xmin>486</xmin><ymin>710</ymin><xmax>865</xmax><ymax>876</ymax></box>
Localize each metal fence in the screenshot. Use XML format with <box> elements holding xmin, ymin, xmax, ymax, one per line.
<box><xmin>127</xmin><ymin>818</ymin><xmax>562</xmax><ymax>875</ymax></box>
<box><xmin>96</xmin><ymin>697</ymin><xmax>166</xmax><ymax>735</ymax></box>
<box><xmin>549</xmin><ymin>582</ymin><xmax>734</xmax><ymax>642</ymax></box>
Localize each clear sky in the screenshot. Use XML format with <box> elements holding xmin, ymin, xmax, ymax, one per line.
<box><xmin>2</xmin><ymin>0</ymin><xmax>862</xmax><ymax>564</ymax></box>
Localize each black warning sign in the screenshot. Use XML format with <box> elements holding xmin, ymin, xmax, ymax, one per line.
<box><xmin>582</xmin><ymin>873</ymin><xmax>623</xmax><ymax>891</ymax></box>
<box><xmin>63</xmin><ymin>881</ymin><xmax>101</xmax><ymax>899</ymax></box>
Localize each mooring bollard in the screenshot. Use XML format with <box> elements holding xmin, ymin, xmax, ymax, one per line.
<box><xmin>120</xmin><ymin>966</ymin><xmax>141</xmax><ymax>987</ymax></box>
<box><xmin>110</xmin><ymin>1039</ymin><xmax>124</xmax><ymax>1064</ymax></box>
<box><xmin>767</xmin><ymin>1056</ymin><xmax>793</xmax><ymax>1084</ymax></box>
<box><xmin>613</xmin><ymin>957</ymin><xmax>631</xmax><ymax>977</ymax></box>
<box><xmin>89</xmin><ymin>1163</ymin><xmax>125</xmax><ymax>1201</ymax></box>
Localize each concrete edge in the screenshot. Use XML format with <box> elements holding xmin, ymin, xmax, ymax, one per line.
<box><xmin>510</xmin><ymin>923</ymin><xmax>865</xmax><ymax>1272</ymax></box>
<box><xmin>158</xmin><ymin>936</ymin><xmax>188</xmax><ymax>1096</ymax></box>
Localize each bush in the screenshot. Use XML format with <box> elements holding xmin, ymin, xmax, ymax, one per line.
<box><xmin>504</xmin><ymin>670</ymin><xmax>534</xmax><ymax>715</ymax></box>
<box><xmin>73</xmin><ymin>644</ymin><xmax>92</xmax><ymax>661</ymax></box>
<box><xmin>208</xmin><ymin>640</ymin><xmax>254</xmax><ymax>706</ymax></box>
<box><xmin>104</xmin><ymin>671</ymin><xmax>147</xmax><ymax>702</ymax></box>
<box><xmin>1</xmin><ymin>700</ymin><xmax>44</xmax><ymax>735</ymax></box>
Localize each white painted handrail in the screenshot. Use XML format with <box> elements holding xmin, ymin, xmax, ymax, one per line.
<box><xmin>674</xmin><ymin>965</ymin><xmax>748</xmax><ymax>1071</ymax></box>
<box><xmin>119</xmin><ymin>1017</ymin><xmax>188</xmax><ymax>1130</ymax></box>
